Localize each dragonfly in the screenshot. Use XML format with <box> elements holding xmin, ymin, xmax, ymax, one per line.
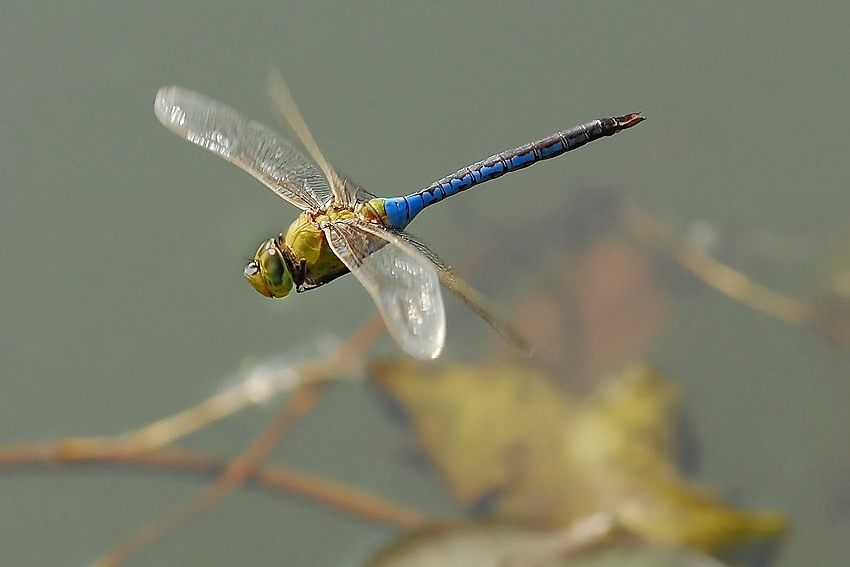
<box><xmin>154</xmin><ymin>72</ymin><xmax>643</xmax><ymax>359</ymax></box>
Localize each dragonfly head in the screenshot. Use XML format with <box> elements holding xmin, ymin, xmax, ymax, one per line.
<box><xmin>244</xmin><ymin>238</ymin><xmax>293</xmax><ymax>298</ymax></box>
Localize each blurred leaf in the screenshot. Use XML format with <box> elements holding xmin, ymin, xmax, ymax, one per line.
<box><xmin>507</xmin><ymin>235</ymin><xmax>670</xmax><ymax>387</ymax></box>
<box><xmin>367</xmin><ymin>521</ymin><xmax>555</xmax><ymax>567</ymax></box>
<box><xmin>560</xmin><ymin>545</ymin><xmax>730</xmax><ymax>567</ymax></box>
<box><xmin>367</xmin><ymin>517</ymin><xmax>730</xmax><ymax>567</ymax></box>
<box><xmin>373</xmin><ymin>359</ymin><xmax>573</xmax><ymax>503</ymax></box>
<box><xmin>371</xmin><ymin>360</ymin><xmax>785</xmax><ymax>553</ymax></box>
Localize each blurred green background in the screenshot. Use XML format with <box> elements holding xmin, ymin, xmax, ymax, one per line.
<box><xmin>1</xmin><ymin>2</ymin><xmax>849</xmax><ymax>565</ymax></box>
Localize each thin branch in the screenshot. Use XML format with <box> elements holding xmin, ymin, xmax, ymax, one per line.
<box><xmin>622</xmin><ymin>205</ymin><xmax>813</xmax><ymax>326</ymax></box>
<box><xmin>0</xmin><ymin>440</ymin><xmax>425</xmax><ymax>530</ymax></box>
<box><xmin>91</xmin><ymin>314</ymin><xmax>388</xmax><ymax>566</ymax></box>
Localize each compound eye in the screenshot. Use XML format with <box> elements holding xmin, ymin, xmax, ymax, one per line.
<box><xmin>244</xmin><ymin>240</ymin><xmax>293</xmax><ymax>298</ymax></box>
<box><xmin>261</xmin><ymin>247</ymin><xmax>287</xmax><ymax>288</ymax></box>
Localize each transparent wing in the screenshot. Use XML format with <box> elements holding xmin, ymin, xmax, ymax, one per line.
<box><xmin>323</xmin><ymin>219</ymin><xmax>445</xmax><ymax>359</ymax></box>
<box><xmin>154</xmin><ymin>86</ymin><xmax>332</xmax><ymax>211</ymax></box>
<box><xmin>267</xmin><ymin>66</ymin><xmax>357</xmax><ymax>207</ymax></box>
<box><xmin>392</xmin><ymin>230</ymin><xmax>531</xmax><ymax>355</ymax></box>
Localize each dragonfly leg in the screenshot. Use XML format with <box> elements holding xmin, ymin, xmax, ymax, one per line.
<box><xmin>280</xmin><ymin>248</ymin><xmax>308</xmax><ymax>292</ymax></box>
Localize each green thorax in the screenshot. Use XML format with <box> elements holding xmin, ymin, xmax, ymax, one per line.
<box><xmin>283</xmin><ymin>210</ymin><xmax>343</xmax><ymax>276</ymax></box>
<box><xmin>282</xmin><ymin>202</ymin><xmax>389</xmax><ymax>269</ymax></box>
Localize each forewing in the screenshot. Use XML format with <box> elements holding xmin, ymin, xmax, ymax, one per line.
<box><xmin>154</xmin><ymin>86</ymin><xmax>332</xmax><ymax>210</ymax></box>
<box><xmin>323</xmin><ymin>219</ymin><xmax>445</xmax><ymax>359</ymax></box>
<box><xmin>267</xmin><ymin>66</ymin><xmax>356</xmax><ymax>207</ymax></box>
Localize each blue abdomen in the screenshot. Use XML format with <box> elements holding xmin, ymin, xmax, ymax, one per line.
<box><xmin>381</xmin><ymin>113</ymin><xmax>644</xmax><ymax>229</ymax></box>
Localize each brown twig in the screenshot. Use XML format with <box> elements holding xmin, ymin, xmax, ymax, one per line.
<box><xmin>0</xmin><ymin>440</ymin><xmax>425</xmax><ymax>531</ymax></box>
<box><xmin>90</xmin><ymin>314</ymin><xmax>388</xmax><ymax>566</ymax></box>
<box><xmin>622</xmin><ymin>205</ymin><xmax>814</xmax><ymax>326</ymax></box>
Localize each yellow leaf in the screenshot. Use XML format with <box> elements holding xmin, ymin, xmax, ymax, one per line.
<box><xmin>371</xmin><ymin>360</ymin><xmax>785</xmax><ymax>553</ymax></box>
